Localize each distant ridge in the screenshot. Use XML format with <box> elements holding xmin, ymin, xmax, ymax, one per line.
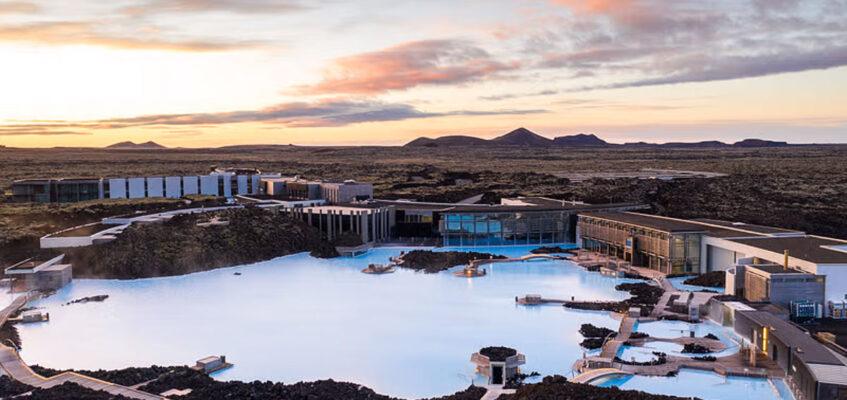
<box><xmin>404</xmin><ymin>128</ymin><xmax>794</xmax><ymax>148</ymax></box>
<box><xmin>553</xmin><ymin>133</ymin><xmax>607</xmax><ymax>146</ymax></box>
<box><xmin>490</xmin><ymin>127</ymin><xmax>554</xmax><ymax>146</ymax></box>
<box><xmin>105</xmin><ymin>141</ymin><xmax>166</xmax><ymax>149</ymax></box>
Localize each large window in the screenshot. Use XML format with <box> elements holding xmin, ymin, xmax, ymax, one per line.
<box><xmin>443</xmin><ymin>211</ymin><xmax>570</xmax><ymax>247</ymax></box>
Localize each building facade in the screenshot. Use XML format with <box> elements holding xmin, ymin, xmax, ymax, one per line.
<box><xmin>12</xmin><ymin>171</ymin><xmax>280</xmax><ymax>203</ymax></box>
<box><xmin>577</xmin><ymin>212</ymin><xmax>705</xmax><ymax>274</ymax></box>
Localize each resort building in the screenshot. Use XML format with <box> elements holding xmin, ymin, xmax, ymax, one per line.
<box><xmin>575</xmin><ymin>212</ymin><xmax>847</xmax><ymax>318</ymax></box>
<box><xmin>4</xmin><ymin>254</ymin><xmax>72</xmax><ymax>292</ymax></box>
<box><xmin>12</xmin><ymin>170</ymin><xmax>280</xmax><ymax>203</ymax></box>
<box><xmin>12</xmin><ymin>178</ymin><xmax>103</xmax><ymax>203</ymax></box>
<box><xmin>733</xmin><ymin>310</ymin><xmax>847</xmax><ymax>400</ymax></box>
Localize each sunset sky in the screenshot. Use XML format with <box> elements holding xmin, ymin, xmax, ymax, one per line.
<box><xmin>1</xmin><ymin>0</ymin><xmax>846</xmax><ymax>147</ymax></box>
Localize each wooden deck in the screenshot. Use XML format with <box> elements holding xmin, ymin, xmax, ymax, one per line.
<box><xmin>570</xmin><ymin>368</ymin><xmax>632</xmax><ymax>384</ymax></box>
<box><xmin>0</xmin><ymin>296</ymin><xmax>166</xmax><ymax>400</ymax></box>
<box><xmin>600</xmin><ymin>316</ymin><xmax>636</xmax><ymax>359</ymax></box>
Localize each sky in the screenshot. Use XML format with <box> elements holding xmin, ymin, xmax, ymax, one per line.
<box><xmin>0</xmin><ymin>0</ymin><xmax>846</xmax><ymax>147</ymax></box>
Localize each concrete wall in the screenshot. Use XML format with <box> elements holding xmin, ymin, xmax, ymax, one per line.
<box><xmin>200</xmin><ymin>176</ymin><xmax>217</xmax><ymax>196</ymax></box>
<box><xmin>706</xmin><ymin>244</ymin><xmax>740</xmax><ymax>272</ymax></box>
<box><xmin>165</xmin><ymin>177</ymin><xmax>182</xmax><ymax>198</ymax></box>
<box><xmin>818</xmin><ymin>264</ymin><xmax>847</xmax><ymax>308</ymax></box>
<box><xmin>127</xmin><ymin>178</ymin><xmax>146</xmax><ymax>198</ymax></box>
<box><xmin>147</xmin><ymin>177</ymin><xmax>164</xmax><ymax>197</ymax></box>
<box><xmin>251</xmin><ymin>175</ymin><xmax>260</xmax><ymax>194</ymax></box>
<box><xmin>183</xmin><ymin>176</ymin><xmax>199</xmax><ymax>195</ymax></box>
<box><xmin>108</xmin><ymin>178</ymin><xmax>127</xmax><ymax>199</ymax></box>
<box><xmin>237</xmin><ymin>175</ymin><xmax>248</xmax><ymax>195</ymax></box>
<box><xmin>222</xmin><ymin>174</ymin><xmax>232</xmax><ymax>198</ymax></box>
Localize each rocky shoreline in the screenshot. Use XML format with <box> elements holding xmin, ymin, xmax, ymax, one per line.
<box><xmin>497</xmin><ymin>375</ymin><xmax>694</xmax><ymax>400</ymax></box>
<box><xmin>64</xmin><ymin>207</ymin><xmax>340</xmax><ymax>279</ymax></box>
<box><xmin>564</xmin><ymin>282</ymin><xmax>664</xmax><ymax>316</ymax></box>
<box><xmin>398</xmin><ymin>250</ymin><xmax>506</xmax><ymax>273</ymax></box>
<box><xmin>683</xmin><ymin>271</ymin><xmax>725</xmax><ymax>288</ymax></box>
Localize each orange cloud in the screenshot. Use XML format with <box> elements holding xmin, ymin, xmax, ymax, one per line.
<box><xmin>296</xmin><ymin>40</ymin><xmax>519</xmax><ymax>95</ymax></box>
<box><xmin>551</xmin><ymin>0</ymin><xmax>645</xmax><ymax>14</ymax></box>
<box><xmin>0</xmin><ymin>1</ymin><xmax>38</xmax><ymax>14</ymax></box>
<box><xmin>0</xmin><ymin>21</ymin><xmax>256</xmax><ymax>52</ymax></box>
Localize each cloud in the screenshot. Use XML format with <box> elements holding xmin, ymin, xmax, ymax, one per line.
<box><xmin>121</xmin><ymin>0</ymin><xmax>308</xmax><ymax>15</ymax></box>
<box><xmin>0</xmin><ymin>21</ymin><xmax>257</xmax><ymax>52</ymax></box>
<box><xmin>1</xmin><ymin>100</ymin><xmax>547</xmax><ymax>134</ymax></box>
<box><xmin>572</xmin><ymin>45</ymin><xmax>847</xmax><ymax>91</ymax></box>
<box><xmin>534</xmin><ymin>0</ymin><xmax>847</xmax><ymax>91</ymax></box>
<box><xmin>295</xmin><ymin>40</ymin><xmax>520</xmax><ymax>95</ymax></box>
<box><xmin>0</xmin><ymin>1</ymin><xmax>38</xmax><ymax>14</ymax></box>
<box><xmin>0</xmin><ymin>126</ymin><xmax>90</xmax><ymax>136</ymax></box>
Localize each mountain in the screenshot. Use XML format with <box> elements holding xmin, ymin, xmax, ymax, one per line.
<box><xmin>732</xmin><ymin>139</ymin><xmax>789</xmax><ymax>148</ymax></box>
<box><xmin>404</xmin><ymin>135</ymin><xmax>489</xmax><ymax>147</ymax></box>
<box><xmin>404</xmin><ymin>128</ymin><xmax>801</xmax><ymax>148</ymax></box>
<box><xmin>490</xmin><ymin>127</ymin><xmax>554</xmax><ymax>146</ymax></box>
<box><xmin>553</xmin><ymin>133</ymin><xmax>607</xmax><ymax>146</ymax></box>
<box><xmin>106</xmin><ymin>141</ymin><xmax>166</xmax><ymax>149</ymax></box>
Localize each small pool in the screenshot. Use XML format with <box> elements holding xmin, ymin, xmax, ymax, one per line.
<box><xmin>595</xmin><ymin>368</ymin><xmax>793</xmax><ymax>400</ymax></box>
<box><xmin>669</xmin><ymin>276</ymin><xmax>725</xmax><ymax>293</ymax></box>
<box><xmin>618</xmin><ymin>341</ymin><xmax>684</xmax><ymax>362</ymax></box>
<box><xmin>633</xmin><ymin>319</ymin><xmax>742</xmax><ymax>357</ymax></box>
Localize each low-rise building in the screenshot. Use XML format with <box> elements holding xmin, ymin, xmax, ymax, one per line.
<box><xmin>734</xmin><ymin>310</ymin><xmax>847</xmax><ymax>400</ymax></box>
<box><xmin>726</xmin><ymin>261</ymin><xmax>825</xmax><ymax>315</ymax></box>
<box><xmin>575</xmin><ymin>212</ymin><xmax>847</xmax><ymax>317</ymax></box>
<box><xmin>4</xmin><ymin>254</ymin><xmax>73</xmax><ymax>292</ymax></box>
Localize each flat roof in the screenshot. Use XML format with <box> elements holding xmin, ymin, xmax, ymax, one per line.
<box><xmin>445</xmin><ymin>202</ymin><xmax>647</xmax><ymax>214</ymax></box>
<box><xmin>747</xmin><ymin>264</ymin><xmax>809</xmax><ymax>275</ymax></box>
<box><xmin>729</xmin><ymin>236</ymin><xmax>847</xmax><ymax>264</ymax></box>
<box><xmin>692</xmin><ymin>218</ymin><xmax>804</xmax><ymax>235</ymax></box>
<box><xmin>806</xmin><ymin>363</ymin><xmax>847</xmax><ymax>385</ymax></box>
<box><xmin>737</xmin><ymin>310</ymin><xmax>842</xmax><ymax>365</ymax></box>
<box><xmin>578</xmin><ymin>212</ymin><xmax>710</xmax><ymax>233</ymax></box>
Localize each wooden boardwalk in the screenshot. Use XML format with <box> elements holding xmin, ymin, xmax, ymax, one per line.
<box><xmin>570</xmin><ymin>368</ymin><xmax>632</xmax><ymax>384</ymax></box>
<box><xmin>600</xmin><ymin>316</ymin><xmax>636</xmax><ymax>359</ymax></box>
<box><xmin>0</xmin><ymin>296</ymin><xmax>166</xmax><ymax>400</ymax></box>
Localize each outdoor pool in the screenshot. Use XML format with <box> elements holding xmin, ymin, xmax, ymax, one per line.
<box><xmin>15</xmin><ymin>246</ymin><xmax>789</xmax><ymax>399</ymax></box>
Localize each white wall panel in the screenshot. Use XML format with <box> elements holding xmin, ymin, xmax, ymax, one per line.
<box><xmin>165</xmin><ymin>177</ymin><xmax>182</xmax><ymax>198</ymax></box>
<box><xmin>128</xmin><ymin>178</ymin><xmax>146</xmax><ymax>198</ymax></box>
<box><xmin>108</xmin><ymin>178</ymin><xmax>126</xmax><ymax>199</ymax></box>
<box><xmin>146</xmin><ymin>177</ymin><xmax>164</xmax><ymax>197</ymax></box>
<box><xmin>182</xmin><ymin>176</ymin><xmax>199</xmax><ymax>195</ymax></box>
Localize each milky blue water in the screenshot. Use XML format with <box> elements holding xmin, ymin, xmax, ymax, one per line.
<box><xmin>595</xmin><ymin>368</ymin><xmax>789</xmax><ymax>400</ymax></box>
<box><xmin>15</xmin><ymin>246</ymin><xmax>787</xmax><ymax>399</ymax></box>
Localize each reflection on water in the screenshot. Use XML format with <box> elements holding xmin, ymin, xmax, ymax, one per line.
<box><xmin>16</xmin><ymin>246</ymin><xmax>785</xmax><ymax>399</ymax></box>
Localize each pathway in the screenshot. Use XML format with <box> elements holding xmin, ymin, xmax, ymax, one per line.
<box><xmin>480</xmin><ymin>385</ymin><xmax>516</xmax><ymax>400</ymax></box>
<box><xmin>600</xmin><ymin>316</ymin><xmax>636</xmax><ymax>359</ymax></box>
<box><xmin>570</xmin><ymin>368</ymin><xmax>632</xmax><ymax>384</ymax></box>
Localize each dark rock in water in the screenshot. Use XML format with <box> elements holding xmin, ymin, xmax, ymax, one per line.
<box><xmin>615</xmin><ymin>352</ymin><xmax>668</xmax><ymax>366</ymax></box>
<box><xmin>630</xmin><ymin>332</ymin><xmax>650</xmax><ymax>339</ymax></box>
<box><xmin>692</xmin><ymin>355</ymin><xmax>717</xmax><ymax>362</ymax></box>
<box><xmin>579</xmin><ymin>324</ymin><xmax>615</xmax><ymax>339</ymax></box>
<box><xmin>233</xmin><ymin>272</ymin><xmax>242</xmax><ymax>276</ymax></box>
<box><xmin>63</xmin><ymin>295</ymin><xmax>108</xmax><ymax>306</ymax></box>
<box><xmin>704</xmin><ymin>333</ymin><xmax>719</xmax><ymax>341</ymax></box>
<box><xmin>497</xmin><ymin>374</ymin><xmax>692</xmax><ymax>399</ymax></box>
<box><xmin>479</xmin><ymin>346</ymin><xmax>517</xmax><ymax>361</ymax></box>
<box><xmin>529</xmin><ymin>246</ymin><xmax>575</xmax><ymax>254</ymax></box>
<box><xmin>682</xmin><ymin>343</ymin><xmax>711</xmax><ymax>354</ymax></box>
<box><xmin>580</xmin><ymin>338</ymin><xmax>606</xmax><ymax>350</ymax></box>
<box><xmin>683</xmin><ymin>271</ymin><xmax>725</xmax><ymax>288</ymax></box>
<box><xmin>399</xmin><ymin>250</ymin><xmax>506</xmax><ymax>273</ymax></box>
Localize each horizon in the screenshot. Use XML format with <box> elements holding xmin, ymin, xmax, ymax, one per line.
<box><xmin>1</xmin><ymin>1</ymin><xmax>846</xmax><ymax>147</ymax></box>
<box><xmin>5</xmin><ymin>128</ymin><xmax>846</xmax><ymax>149</ymax></box>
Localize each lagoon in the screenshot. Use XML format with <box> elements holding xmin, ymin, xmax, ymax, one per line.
<box><xmin>16</xmin><ymin>246</ymin><xmax>788</xmax><ymax>399</ymax></box>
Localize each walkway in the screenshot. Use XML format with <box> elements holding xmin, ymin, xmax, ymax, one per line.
<box><xmin>570</xmin><ymin>368</ymin><xmax>632</xmax><ymax>384</ymax></box>
<box><xmin>600</xmin><ymin>316</ymin><xmax>636</xmax><ymax>359</ymax></box>
<box><xmin>468</xmin><ymin>254</ymin><xmax>568</xmax><ymax>269</ymax></box>
<box><xmin>0</xmin><ymin>296</ymin><xmax>165</xmax><ymax>400</ymax></box>
<box><xmin>480</xmin><ymin>386</ymin><xmax>516</xmax><ymax>400</ymax></box>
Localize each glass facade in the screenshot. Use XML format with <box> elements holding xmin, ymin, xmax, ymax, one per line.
<box><xmin>442</xmin><ymin>211</ymin><xmax>572</xmax><ymax>247</ymax></box>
